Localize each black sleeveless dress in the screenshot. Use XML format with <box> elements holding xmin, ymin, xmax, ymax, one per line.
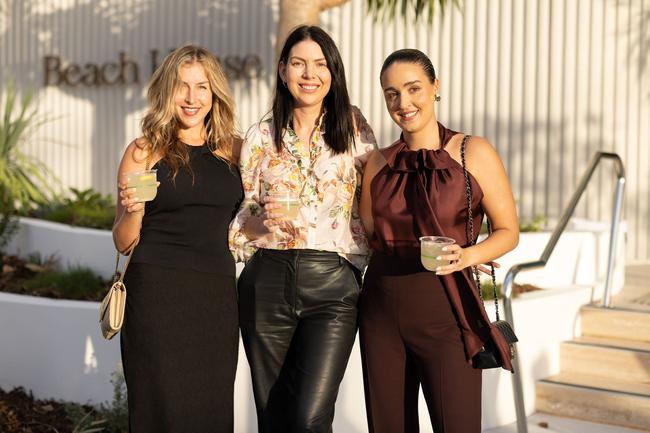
<box><xmin>121</xmin><ymin>143</ymin><xmax>243</xmax><ymax>433</ymax></box>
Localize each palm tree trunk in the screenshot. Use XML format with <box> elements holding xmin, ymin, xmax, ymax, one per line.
<box><xmin>276</xmin><ymin>0</ymin><xmax>350</xmax><ymax>58</ymax></box>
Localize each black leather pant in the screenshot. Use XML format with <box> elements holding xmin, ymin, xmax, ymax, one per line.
<box><xmin>238</xmin><ymin>249</ymin><xmax>361</xmax><ymax>433</ymax></box>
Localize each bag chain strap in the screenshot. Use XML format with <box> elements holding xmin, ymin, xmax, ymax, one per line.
<box><xmin>460</xmin><ymin>135</ymin><xmax>500</xmax><ymax>321</ymax></box>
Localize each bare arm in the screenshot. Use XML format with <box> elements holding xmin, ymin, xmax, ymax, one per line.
<box><xmin>437</xmin><ymin>136</ymin><xmax>519</xmax><ymax>274</ymax></box>
<box><xmin>112</xmin><ymin>139</ymin><xmax>159</xmax><ymax>253</ymax></box>
<box><xmin>359</xmin><ymin>149</ymin><xmax>387</xmax><ymax>239</ymax></box>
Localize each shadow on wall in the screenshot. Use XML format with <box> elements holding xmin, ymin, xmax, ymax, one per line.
<box><xmin>0</xmin><ymin>0</ymin><xmax>275</xmax><ymax>194</ymax></box>
<box><xmin>621</xmin><ymin>0</ymin><xmax>650</xmax><ymax>98</ymax></box>
<box><xmin>445</xmin><ymin>113</ymin><xmax>626</xmax><ymax>226</ymax></box>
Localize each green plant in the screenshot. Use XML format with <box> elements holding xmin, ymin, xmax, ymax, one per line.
<box><xmin>0</xmin><ymin>80</ymin><xmax>56</xmax><ymax>210</ymax></box>
<box><xmin>0</xmin><ymin>200</ymin><xmax>18</xmax><ymax>249</ymax></box>
<box><xmin>65</xmin><ymin>404</ymin><xmax>107</xmax><ymax>433</ymax></box>
<box><xmin>519</xmin><ymin>215</ymin><xmax>546</xmax><ymax>233</ymax></box>
<box><xmin>31</xmin><ymin>187</ymin><xmax>116</xmax><ymax>230</ymax></box>
<box><xmin>64</xmin><ymin>371</ymin><xmax>127</xmax><ymax>432</ymax></box>
<box><xmin>24</xmin><ymin>251</ymin><xmax>58</xmax><ymax>268</ymax></box>
<box><xmin>98</xmin><ymin>370</ymin><xmax>129</xmax><ymax>433</ymax></box>
<box><xmin>23</xmin><ymin>266</ymin><xmax>105</xmax><ymax>300</ymax></box>
<box><xmin>478</xmin><ymin>281</ymin><xmax>544</xmax><ymax>300</ymax></box>
<box><xmin>64</xmin><ymin>370</ymin><xmax>128</xmax><ymax>433</ymax></box>
<box><xmin>478</xmin><ymin>281</ymin><xmax>503</xmax><ymax>300</ymax></box>
<box><xmin>367</xmin><ymin>0</ymin><xmax>460</xmax><ymax>23</ymax></box>
<box><xmin>480</xmin><ymin>216</ymin><xmax>547</xmax><ymax>235</ymax></box>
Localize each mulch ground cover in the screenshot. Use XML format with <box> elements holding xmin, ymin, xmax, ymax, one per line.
<box><xmin>0</xmin><ymin>387</ymin><xmax>80</xmax><ymax>433</ymax></box>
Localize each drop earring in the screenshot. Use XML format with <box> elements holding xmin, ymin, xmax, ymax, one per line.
<box><xmin>435</xmin><ymin>94</ymin><xmax>441</xmax><ymax>102</ymax></box>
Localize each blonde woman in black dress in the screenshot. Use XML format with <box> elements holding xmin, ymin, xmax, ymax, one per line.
<box><xmin>113</xmin><ymin>45</ymin><xmax>242</xmax><ymax>432</ymax></box>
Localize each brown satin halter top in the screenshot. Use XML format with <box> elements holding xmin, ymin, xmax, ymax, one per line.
<box><xmin>368</xmin><ymin>122</ymin><xmax>514</xmax><ymax>372</ymax></box>
<box><xmin>370</xmin><ymin>122</ymin><xmax>484</xmax><ymax>259</ymax></box>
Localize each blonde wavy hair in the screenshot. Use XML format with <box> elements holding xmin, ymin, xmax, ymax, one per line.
<box><xmin>139</xmin><ymin>44</ymin><xmax>238</xmax><ymax>176</ymax></box>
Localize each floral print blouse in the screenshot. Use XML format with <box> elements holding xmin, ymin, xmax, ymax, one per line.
<box><xmin>228</xmin><ymin>108</ymin><xmax>377</xmax><ymax>270</ymax></box>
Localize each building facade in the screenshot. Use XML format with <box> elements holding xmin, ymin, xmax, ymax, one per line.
<box><xmin>1</xmin><ymin>0</ymin><xmax>648</xmax><ymax>261</ymax></box>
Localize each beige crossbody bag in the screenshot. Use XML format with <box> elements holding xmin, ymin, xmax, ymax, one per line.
<box><xmin>99</xmin><ymin>237</ymin><xmax>139</xmax><ymax>340</ymax></box>
<box><xmin>100</xmin><ymin>154</ymin><xmax>151</xmax><ymax>340</ymax></box>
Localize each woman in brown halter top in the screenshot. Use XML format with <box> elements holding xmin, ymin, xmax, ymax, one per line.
<box><xmin>359</xmin><ymin>49</ymin><xmax>519</xmax><ymax>433</ymax></box>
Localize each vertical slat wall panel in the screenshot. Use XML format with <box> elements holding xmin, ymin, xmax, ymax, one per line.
<box><xmin>0</xmin><ymin>0</ymin><xmax>648</xmax><ymax>261</ymax></box>
<box><xmin>635</xmin><ymin>0</ymin><xmax>647</xmax><ymax>260</ymax></box>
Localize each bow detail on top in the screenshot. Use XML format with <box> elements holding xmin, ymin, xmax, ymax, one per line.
<box><xmin>383</xmin><ymin>141</ymin><xmax>456</xmax><ymax>173</ymax></box>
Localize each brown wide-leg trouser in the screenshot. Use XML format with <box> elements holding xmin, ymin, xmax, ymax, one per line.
<box><xmin>359</xmin><ymin>253</ymin><xmax>482</xmax><ymax>433</ymax></box>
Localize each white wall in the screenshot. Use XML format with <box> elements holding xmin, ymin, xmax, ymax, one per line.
<box><xmin>0</xmin><ymin>0</ymin><xmax>648</xmax><ymax>261</ymax></box>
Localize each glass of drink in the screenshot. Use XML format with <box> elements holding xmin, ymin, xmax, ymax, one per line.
<box><xmin>124</xmin><ymin>169</ymin><xmax>158</xmax><ymax>202</ymax></box>
<box><xmin>419</xmin><ymin>236</ymin><xmax>455</xmax><ymax>271</ymax></box>
<box><xmin>268</xmin><ymin>190</ymin><xmax>300</xmax><ymax>221</ymax></box>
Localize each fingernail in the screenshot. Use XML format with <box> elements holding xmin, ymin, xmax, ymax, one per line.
<box><xmin>436</xmin><ymin>256</ymin><xmax>442</xmax><ymax>260</ymax></box>
<box><xmin>435</xmin><ymin>267</ymin><xmax>441</xmax><ymax>271</ymax></box>
<box><xmin>442</xmin><ymin>247</ymin><xmax>448</xmax><ymax>251</ymax></box>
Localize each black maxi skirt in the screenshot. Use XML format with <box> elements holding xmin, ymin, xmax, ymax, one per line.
<box><xmin>120</xmin><ymin>263</ymin><xmax>239</xmax><ymax>433</ymax></box>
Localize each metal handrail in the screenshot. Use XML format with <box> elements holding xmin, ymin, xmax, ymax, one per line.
<box><xmin>502</xmin><ymin>151</ymin><xmax>626</xmax><ymax>433</ymax></box>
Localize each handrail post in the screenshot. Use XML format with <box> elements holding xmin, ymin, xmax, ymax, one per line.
<box><xmin>603</xmin><ymin>176</ymin><xmax>626</xmax><ymax>308</ymax></box>
<box><xmin>503</xmin><ymin>270</ymin><xmax>528</xmax><ymax>433</ymax></box>
<box><xmin>499</xmin><ymin>151</ymin><xmax>625</xmax><ymax>432</ymax></box>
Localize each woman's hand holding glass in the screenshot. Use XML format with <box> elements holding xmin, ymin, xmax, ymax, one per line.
<box><xmin>118</xmin><ymin>170</ymin><xmax>159</xmax><ymax>214</ymax></box>
<box><xmin>243</xmin><ymin>191</ymin><xmax>300</xmax><ymax>240</ymax></box>
<box><xmin>262</xmin><ymin>190</ymin><xmax>300</xmax><ymax>228</ymax></box>
<box><xmin>259</xmin><ymin>195</ymin><xmax>283</xmax><ymax>233</ymax></box>
<box><xmin>433</xmin><ymin>243</ymin><xmax>501</xmax><ymax>276</ymax></box>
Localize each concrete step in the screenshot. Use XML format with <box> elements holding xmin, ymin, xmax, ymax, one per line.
<box><xmin>483</xmin><ymin>412</ymin><xmax>650</xmax><ymax>433</ymax></box>
<box><xmin>560</xmin><ymin>337</ymin><xmax>650</xmax><ymax>383</ymax></box>
<box><xmin>581</xmin><ymin>305</ymin><xmax>650</xmax><ymax>343</ymax></box>
<box><xmin>536</xmin><ymin>373</ymin><xmax>650</xmax><ymax>431</ymax></box>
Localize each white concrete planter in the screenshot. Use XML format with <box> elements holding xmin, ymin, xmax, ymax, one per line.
<box><xmin>6</xmin><ymin>217</ymin><xmax>116</xmax><ymax>279</ymax></box>
<box><xmin>0</xmin><ymin>285</ymin><xmax>591</xmax><ymax>431</ymax></box>
<box><xmin>485</xmin><ymin>218</ymin><xmax>626</xmax><ymax>300</ymax></box>
<box><xmin>0</xmin><ymin>292</ymin><xmax>120</xmax><ymax>404</ymax></box>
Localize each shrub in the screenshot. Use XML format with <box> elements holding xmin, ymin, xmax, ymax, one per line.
<box><xmin>65</xmin><ymin>370</ymin><xmax>128</xmax><ymax>433</ymax></box>
<box><xmin>22</xmin><ymin>266</ymin><xmax>105</xmax><ymax>301</ymax></box>
<box><xmin>480</xmin><ymin>216</ymin><xmax>547</xmax><ymax>234</ymax></box>
<box><xmin>519</xmin><ymin>215</ymin><xmax>546</xmax><ymax>233</ymax></box>
<box><xmin>30</xmin><ymin>187</ymin><xmax>116</xmax><ymax>230</ymax></box>
<box><xmin>478</xmin><ymin>282</ymin><xmax>543</xmax><ymax>300</ymax></box>
<box><xmin>0</xmin><ymin>81</ymin><xmax>57</xmax><ymax>210</ymax></box>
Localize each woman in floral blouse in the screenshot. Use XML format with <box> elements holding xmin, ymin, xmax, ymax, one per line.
<box><xmin>229</xmin><ymin>25</ymin><xmax>376</xmax><ymax>432</ymax></box>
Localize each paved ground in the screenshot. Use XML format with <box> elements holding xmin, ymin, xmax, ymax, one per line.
<box><xmin>484</xmin><ymin>413</ymin><xmax>649</xmax><ymax>433</ymax></box>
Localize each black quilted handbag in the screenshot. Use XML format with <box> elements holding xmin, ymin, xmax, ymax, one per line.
<box><xmin>460</xmin><ymin>135</ymin><xmax>519</xmax><ymax>370</ymax></box>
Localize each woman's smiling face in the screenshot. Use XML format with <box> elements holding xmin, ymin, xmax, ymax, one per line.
<box><xmin>174</xmin><ymin>62</ymin><xmax>212</xmax><ymax>131</ymax></box>
<box><xmin>380</xmin><ymin>61</ymin><xmax>439</xmax><ymax>134</ymax></box>
<box><xmin>279</xmin><ymin>39</ymin><xmax>332</xmax><ymax>109</ymax></box>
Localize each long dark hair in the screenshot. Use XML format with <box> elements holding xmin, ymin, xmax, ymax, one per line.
<box><xmin>380</xmin><ymin>48</ymin><xmax>437</xmax><ymax>83</ymax></box>
<box><xmin>272</xmin><ymin>25</ymin><xmax>355</xmax><ymax>155</ymax></box>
